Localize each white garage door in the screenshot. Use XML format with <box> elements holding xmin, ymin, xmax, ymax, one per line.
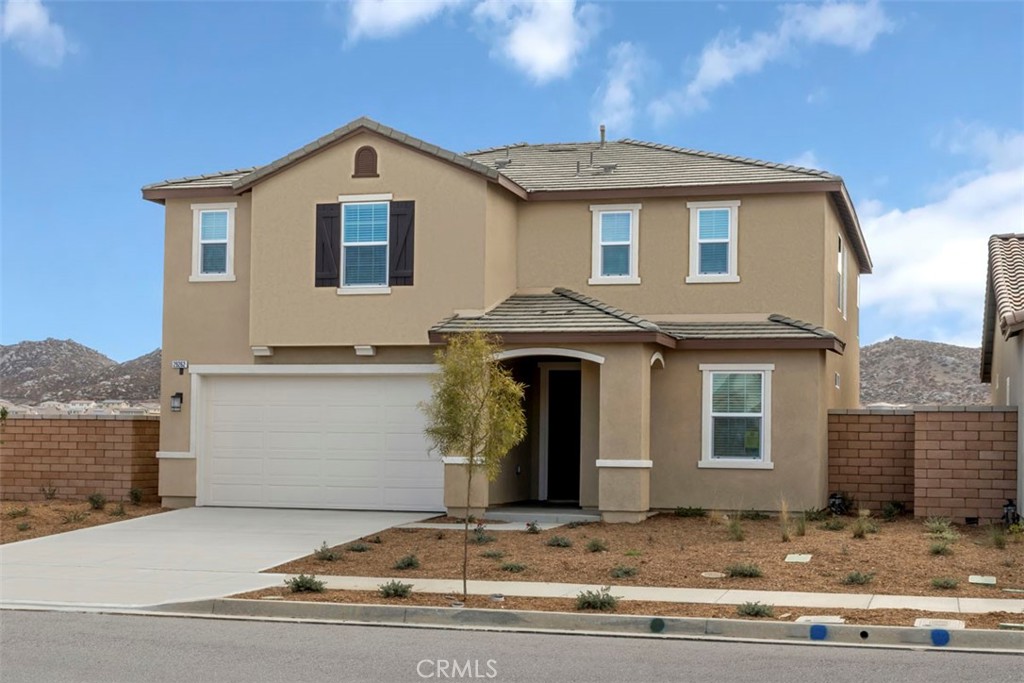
<box><xmin>198</xmin><ymin>373</ymin><xmax>443</xmax><ymax>511</ymax></box>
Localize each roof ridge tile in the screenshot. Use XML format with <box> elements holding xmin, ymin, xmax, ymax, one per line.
<box><xmin>552</xmin><ymin>288</ymin><xmax>661</xmax><ymax>331</ymax></box>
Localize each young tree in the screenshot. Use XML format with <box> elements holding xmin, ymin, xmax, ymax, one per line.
<box><xmin>422</xmin><ymin>331</ymin><xmax>526</xmax><ymax>599</ymax></box>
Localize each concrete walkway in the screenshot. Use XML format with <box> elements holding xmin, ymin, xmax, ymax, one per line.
<box><xmin>299</xmin><ymin>575</ymin><xmax>1024</xmax><ymax>615</ymax></box>
<box><xmin>0</xmin><ymin>508</ymin><xmax>430</xmax><ymax>609</ymax></box>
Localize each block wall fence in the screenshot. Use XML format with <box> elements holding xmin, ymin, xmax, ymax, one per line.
<box><xmin>828</xmin><ymin>407</ymin><xmax>1018</xmax><ymax>523</ymax></box>
<box><xmin>0</xmin><ymin>416</ymin><xmax>159</xmax><ymax>502</ymax></box>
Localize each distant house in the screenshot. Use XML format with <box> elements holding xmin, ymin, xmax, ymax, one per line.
<box><xmin>980</xmin><ymin>232</ymin><xmax>1024</xmax><ymax>505</ymax></box>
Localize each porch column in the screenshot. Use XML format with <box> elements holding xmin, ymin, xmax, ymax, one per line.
<box><xmin>596</xmin><ymin>345</ymin><xmax>652</xmax><ymax>523</ymax></box>
<box><xmin>443</xmin><ymin>458</ymin><xmax>489</xmax><ymax>518</ymax></box>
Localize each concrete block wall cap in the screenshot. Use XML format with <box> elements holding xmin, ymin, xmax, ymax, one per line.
<box><xmin>828</xmin><ymin>409</ymin><xmax>849</xmax><ymax>415</ymax></box>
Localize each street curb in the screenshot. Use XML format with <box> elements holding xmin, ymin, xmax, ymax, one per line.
<box><xmin>153</xmin><ymin>598</ymin><xmax>1024</xmax><ymax>653</ymax></box>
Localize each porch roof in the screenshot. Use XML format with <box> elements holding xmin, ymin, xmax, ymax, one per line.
<box><xmin>429</xmin><ymin>290</ymin><xmax>844</xmax><ymax>353</ymax></box>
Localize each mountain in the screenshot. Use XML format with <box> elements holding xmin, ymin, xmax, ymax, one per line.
<box><xmin>0</xmin><ymin>339</ymin><xmax>160</xmax><ymax>403</ymax></box>
<box><xmin>860</xmin><ymin>337</ymin><xmax>990</xmax><ymax>406</ymax></box>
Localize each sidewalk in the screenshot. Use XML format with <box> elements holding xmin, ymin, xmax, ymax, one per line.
<box><xmin>298</xmin><ymin>575</ymin><xmax>1024</xmax><ymax>615</ymax></box>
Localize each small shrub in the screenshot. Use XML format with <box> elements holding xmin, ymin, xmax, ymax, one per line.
<box><xmin>313</xmin><ymin>542</ymin><xmax>340</xmax><ymax>562</ymax></box>
<box><xmin>610</xmin><ymin>565</ymin><xmax>638</xmax><ymax>579</ymax></box>
<box><xmin>1008</xmin><ymin>522</ymin><xmax>1023</xmax><ymax>538</ymax></box>
<box><xmin>737</xmin><ymin>602</ymin><xmax>774</xmax><ymax>618</ymax></box>
<box><xmin>931</xmin><ymin>529</ymin><xmax>960</xmax><ymax>543</ymax></box>
<box><xmin>740</xmin><ymin>509</ymin><xmax>769</xmax><ymax>521</ymax></box>
<box><xmin>727</xmin><ymin>517</ymin><xmax>745</xmax><ymax>542</ymax></box>
<box><xmin>367</xmin><ymin>535</ymin><xmax>383</xmax><ymax>544</ymax></box>
<box><xmin>378</xmin><ymin>580</ymin><xmax>412</xmax><ymax>598</ymax></box>
<box><xmin>924</xmin><ymin>517</ymin><xmax>953</xmax><ymax>535</ymax></box>
<box><xmin>525</xmin><ymin>520</ymin><xmax>541</xmax><ymax>534</ymax></box>
<box><xmin>393</xmin><ymin>554</ymin><xmax>420</xmax><ymax>570</ymax></box>
<box><xmin>40</xmin><ymin>485</ymin><xmax>57</xmax><ymax>500</ymax></box>
<box><xmin>842</xmin><ymin>571</ymin><xmax>875</xmax><ymax>586</ymax></box>
<box><xmin>547</xmin><ymin>536</ymin><xmax>573</xmax><ymax>548</ymax></box>
<box><xmin>565</xmin><ymin>520</ymin><xmax>593</xmax><ymax>529</ymax></box>
<box><xmin>881</xmin><ymin>500</ymin><xmax>905</xmax><ymax>522</ymax></box>
<box><xmin>803</xmin><ymin>507</ymin><xmax>829</xmax><ymax>522</ymax></box>
<box><xmin>436</xmin><ymin>531</ymin><xmax>445</xmax><ymax>540</ymax></box>
<box><xmin>851</xmin><ymin>511</ymin><xmax>878</xmax><ymax>539</ymax></box>
<box><xmin>470</xmin><ymin>527</ymin><xmax>497</xmax><ymax>545</ymax></box>
<box><xmin>481</xmin><ymin>549</ymin><xmax>506</xmax><ymax>560</ymax></box>
<box><xmin>16</xmin><ymin>522</ymin><xmax>30</xmax><ymax>532</ymax></box>
<box><xmin>726</xmin><ymin>563</ymin><xmax>763</xmax><ymax>578</ymax></box>
<box><xmin>285</xmin><ymin>574</ymin><xmax>325</xmax><ymax>593</ymax></box>
<box><xmin>931</xmin><ymin>577</ymin><xmax>958</xmax><ymax>590</ymax></box>
<box><xmin>794</xmin><ymin>514</ymin><xmax>807</xmax><ymax>537</ymax></box>
<box><xmin>623</xmin><ymin>549</ymin><xmax>642</xmax><ymax>557</ymax></box>
<box><xmin>129</xmin><ymin>488</ymin><xmax>143</xmax><ymax>505</ymax></box>
<box><xmin>779</xmin><ymin>499</ymin><xmax>791</xmax><ymax>543</ymax></box>
<box><xmin>108</xmin><ymin>503</ymin><xmax>126</xmax><ymax>517</ymax></box>
<box><xmin>819</xmin><ymin>517</ymin><xmax>846</xmax><ymax>532</ymax></box>
<box><xmin>988</xmin><ymin>524</ymin><xmax>1007</xmax><ymax>550</ymax></box>
<box><xmin>586</xmin><ymin>538</ymin><xmax>609</xmax><ymax>553</ymax></box>
<box><xmin>500</xmin><ymin>562</ymin><xmax>527</xmax><ymax>573</ymax></box>
<box><xmin>87</xmin><ymin>493</ymin><xmax>106</xmax><ymax>511</ymax></box>
<box><xmin>347</xmin><ymin>542</ymin><xmax>371</xmax><ymax>553</ymax></box>
<box><xmin>60</xmin><ymin>510</ymin><xmax>87</xmax><ymax>524</ymax></box>
<box><xmin>929</xmin><ymin>541</ymin><xmax>952</xmax><ymax>556</ymax></box>
<box><xmin>6</xmin><ymin>506</ymin><xmax>29</xmax><ymax>519</ymax></box>
<box><xmin>674</xmin><ymin>506</ymin><xmax>707</xmax><ymax>518</ymax></box>
<box><xmin>576</xmin><ymin>586</ymin><xmax>618</xmax><ymax>611</ymax></box>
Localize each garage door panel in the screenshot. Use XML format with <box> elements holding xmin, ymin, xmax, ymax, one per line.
<box><xmin>201</xmin><ymin>373</ymin><xmax>443</xmax><ymax>511</ymax></box>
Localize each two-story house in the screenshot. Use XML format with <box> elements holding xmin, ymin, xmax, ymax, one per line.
<box><xmin>143</xmin><ymin>117</ymin><xmax>871</xmax><ymax>522</ymax></box>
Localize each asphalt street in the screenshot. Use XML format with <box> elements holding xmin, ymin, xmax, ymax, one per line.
<box><xmin>0</xmin><ymin>610</ymin><xmax>1020</xmax><ymax>683</ymax></box>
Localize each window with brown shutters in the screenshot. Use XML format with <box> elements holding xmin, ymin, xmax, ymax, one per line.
<box><xmin>314</xmin><ymin>203</ymin><xmax>341</xmax><ymax>287</ymax></box>
<box><xmin>353</xmin><ymin>146</ymin><xmax>378</xmax><ymax>178</ymax></box>
<box><xmin>389</xmin><ymin>201</ymin><xmax>415</xmax><ymax>286</ymax></box>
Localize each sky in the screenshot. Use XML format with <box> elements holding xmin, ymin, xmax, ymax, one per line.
<box><xmin>1</xmin><ymin>0</ymin><xmax>1022</xmax><ymax>362</ymax></box>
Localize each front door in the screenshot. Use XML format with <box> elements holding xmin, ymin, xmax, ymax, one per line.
<box><xmin>545</xmin><ymin>368</ymin><xmax>581</xmax><ymax>503</ymax></box>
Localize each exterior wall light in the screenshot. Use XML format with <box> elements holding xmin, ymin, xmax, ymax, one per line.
<box><xmin>170</xmin><ymin>392</ymin><xmax>184</xmax><ymax>413</ymax></box>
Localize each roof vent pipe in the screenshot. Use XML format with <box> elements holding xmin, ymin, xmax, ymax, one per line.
<box><xmin>575</xmin><ymin>161</ymin><xmax>580</xmax><ymax>176</ymax></box>
<box><xmin>599</xmin><ymin>124</ymin><xmax>606</xmax><ymax>148</ymax></box>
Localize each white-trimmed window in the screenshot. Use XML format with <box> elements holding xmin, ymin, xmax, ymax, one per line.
<box><xmin>837</xmin><ymin>234</ymin><xmax>847</xmax><ymax>318</ymax></box>
<box><xmin>687</xmin><ymin>200</ymin><xmax>740</xmax><ymax>283</ymax></box>
<box><xmin>699</xmin><ymin>363</ymin><xmax>773</xmax><ymax>469</ymax></box>
<box><xmin>190</xmin><ymin>202</ymin><xmax>236</xmax><ymax>282</ymax></box>
<box><xmin>589</xmin><ymin>204</ymin><xmax>641</xmax><ymax>285</ymax></box>
<box><xmin>342</xmin><ymin>201</ymin><xmax>389</xmax><ymax>290</ymax></box>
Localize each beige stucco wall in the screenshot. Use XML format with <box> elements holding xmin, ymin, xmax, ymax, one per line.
<box><xmin>580</xmin><ymin>362</ymin><xmax>600</xmax><ymax>508</ymax></box>
<box><xmin>990</xmin><ymin>333</ymin><xmax>1022</xmax><ymax>407</ymax></box>
<box><xmin>823</xmin><ymin>198</ymin><xmax>862</xmax><ymax>408</ymax></box>
<box><xmin>649</xmin><ymin>348</ymin><xmax>828</xmax><ymax>511</ymax></box>
<box><xmin>248</xmin><ymin>131</ymin><xmax>492</xmax><ymax>347</ymax></box>
<box><xmin>517</xmin><ymin>193</ymin><xmax>828</xmax><ymax>324</ymax></box>
<box><xmin>484</xmin><ymin>184</ymin><xmax>519</xmax><ymax>310</ymax></box>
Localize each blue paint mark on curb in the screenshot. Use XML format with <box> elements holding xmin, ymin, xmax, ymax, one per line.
<box><xmin>809</xmin><ymin>624</ymin><xmax>828</xmax><ymax>640</ymax></box>
<box><xmin>930</xmin><ymin>629</ymin><xmax>951</xmax><ymax>646</ymax></box>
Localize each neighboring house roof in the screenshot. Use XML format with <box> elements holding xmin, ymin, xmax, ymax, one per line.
<box><xmin>140</xmin><ymin>116</ymin><xmax>871</xmax><ymax>272</ymax></box>
<box><xmin>429</xmin><ymin>289</ymin><xmax>844</xmax><ymax>353</ymax></box>
<box><xmin>980</xmin><ymin>233</ymin><xmax>1024</xmax><ymax>381</ymax></box>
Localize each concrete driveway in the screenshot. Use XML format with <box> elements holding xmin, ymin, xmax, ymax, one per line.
<box><xmin>0</xmin><ymin>507</ymin><xmax>429</xmax><ymax>609</ymax></box>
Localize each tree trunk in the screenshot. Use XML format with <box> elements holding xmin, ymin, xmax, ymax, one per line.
<box><xmin>463</xmin><ymin>462</ymin><xmax>472</xmax><ymax>600</ymax></box>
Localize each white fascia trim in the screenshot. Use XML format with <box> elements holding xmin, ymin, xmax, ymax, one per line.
<box><xmin>338</xmin><ymin>193</ymin><xmax>393</xmax><ymax>203</ymax></box>
<box><xmin>191</xmin><ymin>202</ymin><xmax>237</xmax><ymax>281</ymax></box>
<box><xmin>189</xmin><ymin>274</ymin><xmax>237</xmax><ymax>283</ymax></box>
<box><xmin>688</xmin><ymin>200</ymin><xmax>740</xmax><ymax>283</ymax></box>
<box><xmin>188</xmin><ymin>364</ymin><xmax>438</xmax><ymax>376</ymax></box>
<box><xmin>697</xmin><ymin>460</ymin><xmax>775</xmax><ymax>470</ymax></box>
<box><xmin>156</xmin><ymin>451</ymin><xmax>194</xmax><ymax>460</ymax></box>
<box><xmin>588</xmin><ymin>276</ymin><xmax>642</xmax><ymax>286</ymax></box>
<box><xmin>596</xmin><ymin>459</ymin><xmax>653</xmax><ymax>468</ymax></box>
<box><xmin>590</xmin><ymin>203</ymin><xmax>641</xmax><ymax>283</ymax></box>
<box><xmin>494</xmin><ymin>348</ymin><xmax>605</xmax><ymax>365</ymax></box>
<box><xmin>699</xmin><ymin>363</ymin><xmax>775</xmax><ymax>372</ymax></box>
<box><xmin>338</xmin><ymin>286</ymin><xmax>391</xmax><ymax>296</ymax></box>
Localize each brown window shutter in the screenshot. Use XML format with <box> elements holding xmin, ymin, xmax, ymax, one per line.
<box><xmin>315</xmin><ymin>203</ymin><xmax>341</xmax><ymax>287</ymax></box>
<box><xmin>389</xmin><ymin>201</ymin><xmax>414</xmax><ymax>286</ymax></box>
<box><xmin>353</xmin><ymin>146</ymin><xmax>379</xmax><ymax>177</ymax></box>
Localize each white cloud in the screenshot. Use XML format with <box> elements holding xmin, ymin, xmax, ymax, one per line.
<box><xmin>651</xmin><ymin>1</ymin><xmax>893</xmax><ymax>120</ymax></box>
<box><xmin>805</xmin><ymin>86</ymin><xmax>827</xmax><ymax>104</ymax></box>
<box><xmin>473</xmin><ymin>0</ymin><xmax>600</xmax><ymax>83</ymax></box>
<box><xmin>785</xmin><ymin>149</ymin><xmax>821</xmax><ymax>170</ymax></box>
<box><xmin>591</xmin><ymin>42</ymin><xmax>646</xmax><ymax>134</ymax></box>
<box><xmin>1</xmin><ymin>0</ymin><xmax>71</xmax><ymax>67</ymax></box>
<box><xmin>860</xmin><ymin>125</ymin><xmax>1024</xmax><ymax>347</ymax></box>
<box><xmin>345</xmin><ymin>0</ymin><xmax>466</xmax><ymax>42</ymax></box>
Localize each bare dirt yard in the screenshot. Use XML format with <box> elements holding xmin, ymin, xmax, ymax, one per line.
<box><xmin>1</xmin><ymin>499</ymin><xmax>164</xmax><ymax>544</ymax></box>
<box><xmin>268</xmin><ymin>512</ymin><xmax>1023</xmax><ymax>598</ymax></box>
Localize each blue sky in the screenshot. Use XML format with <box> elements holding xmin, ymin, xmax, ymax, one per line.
<box><xmin>1</xmin><ymin>0</ymin><xmax>1022</xmax><ymax>361</ymax></box>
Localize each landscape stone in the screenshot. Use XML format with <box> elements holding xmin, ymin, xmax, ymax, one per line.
<box><xmin>914</xmin><ymin>618</ymin><xmax>965</xmax><ymax>630</ymax></box>
<box><xmin>785</xmin><ymin>554</ymin><xmax>812</xmax><ymax>563</ymax></box>
<box><xmin>968</xmin><ymin>575</ymin><xmax>997</xmax><ymax>585</ymax></box>
<box><xmin>700</xmin><ymin>572</ymin><xmax>726</xmax><ymax>579</ymax></box>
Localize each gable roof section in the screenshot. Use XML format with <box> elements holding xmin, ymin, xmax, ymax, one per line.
<box><xmin>980</xmin><ymin>233</ymin><xmax>1024</xmax><ymax>381</ymax></box>
<box><xmin>142</xmin><ymin>168</ymin><xmax>257</xmax><ymax>192</ymax></box>
<box><xmin>430</xmin><ymin>289</ymin><xmax>844</xmax><ymax>353</ymax></box>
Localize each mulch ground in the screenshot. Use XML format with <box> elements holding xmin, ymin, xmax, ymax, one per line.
<box><xmin>268</xmin><ymin>513</ymin><xmax>1024</xmax><ymax>598</ymax></box>
<box><xmin>235</xmin><ymin>587</ymin><xmax>1021</xmax><ymax>630</ymax></box>
<box><xmin>0</xmin><ymin>499</ymin><xmax>165</xmax><ymax>544</ymax></box>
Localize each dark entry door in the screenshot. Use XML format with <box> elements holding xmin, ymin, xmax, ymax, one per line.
<box><xmin>546</xmin><ymin>369</ymin><xmax>581</xmax><ymax>502</ymax></box>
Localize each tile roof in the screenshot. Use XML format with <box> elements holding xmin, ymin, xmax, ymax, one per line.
<box><xmin>462</xmin><ymin>140</ymin><xmax>837</xmax><ymax>192</ymax></box>
<box><xmin>980</xmin><ymin>234</ymin><xmax>1024</xmax><ymax>381</ymax></box>
<box><xmin>141</xmin><ymin>168</ymin><xmax>257</xmax><ymax>191</ymax></box>
<box><xmin>655</xmin><ymin>314</ymin><xmax>839</xmax><ymax>341</ymax></box>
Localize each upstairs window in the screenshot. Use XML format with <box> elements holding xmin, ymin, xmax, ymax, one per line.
<box><xmin>589</xmin><ymin>204</ymin><xmax>641</xmax><ymax>285</ymax></box>
<box><xmin>190</xmin><ymin>202</ymin><xmax>236</xmax><ymax>282</ymax></box>
<box><xmin>342</xmin><ymin>202</ymin><xmax>388</xmax><ymax>287</ymax></box>
<box><xmin>687</xmin><ymin>200</ymin><xmax>740</xmax><ymax>283</ymax></box>
<box><xmin>837</xmin><ymin>234</ymin><xmax>847</xmax><ymax>317</ymax></box>
<box><xmin>353</xmin><ymin>146</ymin><xmax>379</xmax><ymax>177</ymax></box>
